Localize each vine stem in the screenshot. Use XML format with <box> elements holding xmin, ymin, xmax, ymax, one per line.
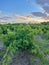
<box><xmin>2</xmin><ymin>43</ymin><xmax>18</xmax><ymax>65</ymax></box>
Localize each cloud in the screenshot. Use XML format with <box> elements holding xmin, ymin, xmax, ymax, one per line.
<box><xmin>31</xmin><ymin>12</ymin><xmax>47</xmax><ymax>18</ymax></box>
<box><xmin>27</xmin><ymin>0</ymin><xmax>48</xmax><ymax>17</ymax></box>
<box><xmin>30</xmin><ymin>0</ymin><xmax>49</xmax><ymax>21</ymax></box>
<box><xmin>0</xmin><ymin>11</ymin><xmax>49</xmax><ymax>24</ymax></box>
<box><xmin>31</xmin><ymin>11</ymin><xmax>49</xmax><ymax>22</ymax></box>
<box><xmin>0</xmin><ymin>19</ymin><xmax>4</xmax><ymax>23</ymax></box>
<box><xmin>42</xmin><ymin>6</ymin><xmax>49</xmax><ymax>13</ymax></box>
<box><xmin>0</xmin><ymin>14</ymin><xmax>14</xmax><ymax>24</ymax></box>
<box><xmin>0</xmin><ymin>15</ymin><xmax>12</xmax><ymax>20</ymax></box>
<box><xmin>14</xmin><ymin>14</ymin><xmax>26</xmax><ymax>20</ymax></box>
<box><xmin>15</xmin><ymin>14</ymin><xmax>34</xmax><ymax>22</ymax></box>
<box><xmin>0</xmin><ymin>10</ymin><xmax>2</xmax><ymax>15</ymax></box>
<box><xmin>2</xmin><ymin>15</ymin><xmax>12</xmax><ymax>20</ymax></box>
<box><xmin>11</xmin><ymin>15</ymin><xmax>47</xmax><ymax>23</ymax></box>
<box><xmin>36</xmin><ymin>0</ymin><xmax>49</xmax><ymax>6</ymax></box>
<box><xmin>35</xmin><ymin>0</ymin><xmax>49</xmax><ymax>14</ymax></box>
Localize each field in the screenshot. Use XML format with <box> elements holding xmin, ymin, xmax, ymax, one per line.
<box><xmin>0</xmin><ymin>23</ymin><xmax>49</xmax><ymax>65</ymax></box>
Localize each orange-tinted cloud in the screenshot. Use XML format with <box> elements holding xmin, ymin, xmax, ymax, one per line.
<box><xmin>15</xmin><ymin>14</ymin><xmax>46</xmax><ymax>23</ymax></box>
<box><xmin>0</xmin><ymin>13</ymin><xmax>49</xmax><ymax>24</ymax></box>
<box><xmin>0</xmin><ymin>19</ymin><xmax>4</xmax><ymax>22</ymax></box>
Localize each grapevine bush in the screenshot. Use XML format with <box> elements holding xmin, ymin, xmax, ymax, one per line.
<box><xmin>0</xmin><ymin>24</ymin><xmax>48</xmax><ymax>65</ymax></box>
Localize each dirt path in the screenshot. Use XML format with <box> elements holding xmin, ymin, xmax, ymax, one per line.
<box><xmin>10</xmin><ymin>51</ymin><xmax>43</xmax><ymax>65</ymax></box>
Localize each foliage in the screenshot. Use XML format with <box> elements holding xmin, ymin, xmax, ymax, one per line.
<box><xmin>0</xmin><ymin>24</ymin><xmax>49</xmax><ymax>65</ymax></box>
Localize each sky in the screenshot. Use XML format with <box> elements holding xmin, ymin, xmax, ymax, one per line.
<box><xmin>0</xmin><ymin>0</ymin><xmax>49</xmax><ymax>24</ymax></box>
<box><xmin>0</xmin><ymin>0</ymin><xmax>43</xmax><ymax>15</ymax></box>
